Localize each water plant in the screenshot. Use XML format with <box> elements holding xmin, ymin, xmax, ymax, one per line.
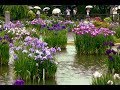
<box><xmin>91</xmin><ymin>71</ymin><xmax>120</xmax><ymax>85</ymax></box>
<box><xmin>105</xmin><ymin>42</ymin><xmax>120</xmax><ymax>73</ymax></box>
<box><xmin>13</xmin><ymin>36</ymin><xmax>60</xmax><ymax>82</ymax></box>
<box><xmin>72</xmin><ymin>22</ymin><xmax>115</xmax><ymax>55</ymax></box>
<box><xmin>43</xmin><ymin>23</ymin><xmax>67</xmax><ymax>49</ymax></box>
<box><xmin>30</xmin><ymin>18</ymin><xmax>46</xmax><ymax>36</ymax></box>
<box><xmin>58</xmin><ymin>20</ymin><xmax>75</xmax><ymax>32</ymax></box>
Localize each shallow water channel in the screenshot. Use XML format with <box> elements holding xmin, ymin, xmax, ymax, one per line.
<box><xmin>0</xmin><ymin>32</ymin><xmax>108</xmax><ymax>85</ymax></box>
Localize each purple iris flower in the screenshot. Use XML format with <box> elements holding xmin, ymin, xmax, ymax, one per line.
<box><xmin>108</xmin><ymin>56</ymin><xmax>114</xmax><ymax>61</ymax></box>
<box><xmin>24</xmin><ymin>36</ymin><xmax>32</xmax><ymax>42</ymax></box>
<box><xmin>13</xmin><ymin>79</ymin><xmax>24</xmax><ymax>85</ymax></box>
<box><xmin>50</xmin><ymin>48</ymin><xmax>56</xmax><ymax>54</ymax></box>
<box><xmin>4</xmin><ymin>35</ymin><xmax>9</xmax><ymax>39</ymax></box>
<box><xmin>0</xmin><ymin>28</ymin><xmax>2</xmax><ymax>31</ymax></box>
<box><xmin>29</xmin><ymin>48</ymin><xmax>35</xmax><ymax>53</ymax></box>
<box><xmin>9</xmin><ymin>43</ymin><xmax>14</xmax><ymax>47</ymax></box>
<box><xmin>57</xmin><ymin>47</ymin><xmax>61</xmax><ymax>51</ymax></box>
<box><xmin>42</xmin><ymin>56</ymin><xmax>47</xmax><ymax>60</ymax></box>
<box><xmin>109</xmin><ymin>41</ymin><xmax>114</xmax><ymax>47</ymax></box>
<box><xmin>14</xmin><ymin>54</ymin><xmax>18</xmax><ymax>60</ymax></box>
<box><xmin>48</xmin><ymin>27</ymin><xmax>53</xmax><ymax>30</ymax></box>
<box><xmin>43</xmin><ymin>42</ymin><xmax>48</xmax><ymax>46</ymax></box>
<box><xmin>41</xmin><ymin>25</ymin><xmax>46</xmax><ymax>28</ymax></box>
<box><xmin>106</xmin><ymin>49</ymin><xmax>112</xmax><ymax>55</ymax></box>
<box><xmin>103</xmin><ymin>42</ymin><xmax>109</xmax><ymax>46</ymax></box>
<box><xmin>46</xmin><ymin>54</ymin><xmax>53</xmax><ymax>59</ymax></box>
<box><xmin>0</xmin><ymin>37</ymin><xmax>2</xmax><ymax>41</ymax></box>
<box><xmin>36</xmin><ymin>44</ymin><xmax>41</xmax><ymax>48</ymax></box>
<box><xmin>111</xmin><ymin>49</ymin><xmax>117</xmax><ymax>55</ymax></box>
<box><xmin>8</xmin><ymin>39</ymin><xmax>13</xmax><ymax>43</ymax></box>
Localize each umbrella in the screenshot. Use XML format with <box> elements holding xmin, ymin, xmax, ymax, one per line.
<box><xmin>34</xmin><ymin>6</ymin><xmax>41</xmax><ymax>10</ymax></box>
<box><xmin>118</xmin><ymin>5</ymin><xmax>120</xmax><ymax>9</ymax></box>
<box><xmin>86</xmin><ymin>5</ymin><xmax>93</xmax><ymax>8</ymax></box>
<box><xmin>43</xmin><ymin>7</ymin><xmax>50</xmax><ymax>11</ymax></box>
<box><xmin>28</xmin><ymin>6</ymin><xmax>33</xmax><ymax>9</ymax></box>
<box><xmin>71</xmin><ymin>5</ymin><xmax>76</xmax><ymax>8</ymax></box>
<box><xmin>52</xmin><ymin>8</ymin><xmax>61</xmax><ymax>14</ymax></box>
<box><xmin>53</xmin><ymin>5</ymin><xmax>62</xmax><ymax>6</ymax></box>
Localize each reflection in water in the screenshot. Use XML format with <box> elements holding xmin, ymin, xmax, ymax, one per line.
<box><xmin>0</xmin><ymin>44</ymin><xmax>108</xmax><ymax>85</ymax></box>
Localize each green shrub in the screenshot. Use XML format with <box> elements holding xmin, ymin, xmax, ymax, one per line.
<box><xmin>2</xmin><ymin>5</ymin><xmax>29</xmax><ymax>20</ymax></box>
<box><xmin>93</xmin><ymin>21</ymin><xmax>110</xmax><ymax>28</ymax></box>
<box><xmin>27</xmin><ymin>10</ymin><xmax>36</xmax><ymax>20</ymax></box>
<box><xmin>104</xmin><ymin>17</ymin><xmax>112</xmax><ymax>23</ymax></box>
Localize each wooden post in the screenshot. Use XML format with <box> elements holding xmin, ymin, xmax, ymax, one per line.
<box><xmin>5</xmin><ymin>11</ymin><xmax>10</xmax><ymax>24</ymax></box>
<box><xmin>43</xmin><ymin>68</ymin><xmax>45</xmax><ymax>85</ymax></box>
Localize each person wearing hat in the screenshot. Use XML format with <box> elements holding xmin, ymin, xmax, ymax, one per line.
<box><xmin>66</xmin><ymin>7</ymin><xmax>71</xmax><ymax>20</ymax></box>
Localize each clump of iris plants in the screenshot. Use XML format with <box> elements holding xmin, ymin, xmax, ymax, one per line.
<box><xmin>105</xmin><ymin>41</ymin><xmax>120</xmax><ymax>73</ymax></box>
<box><xmin>72</xmin><ymin>22</ymin><xmax>115</xmax><ymax>55</ymax></box>
<box><xmin>30</xmin><ymin>18</ymin><xmax>46</xmax><ymax>35</ymax></box>
<box><xmin>12</xmin><ymin>36</ymin><xmax>61</xmax><ymax>82</ymax></box>
<box><xmin>43</xmin><ymin>23</ymin><xmax>67</xmax><ymax>49</ymax></box>
<box><xmin>3</xmin><ymin>21</ymin><xmax>24</xmax><ymax>30</ymax></box>
<box><xmin>58</xmin><ymin>20</ymin><xmax>75</xmax><ymax>32</ymax></box>
<box><xmin>91</xmin><ymin>71</ymin><xmax>120</xmax><ymax>85</ymax></box>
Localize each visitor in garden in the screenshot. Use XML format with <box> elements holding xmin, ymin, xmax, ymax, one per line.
<box><xmin>112</xmin><ymin>6</ymin><xmax>118</xmax><ymax>22</ymax></box>
<box><xmin>66</xmin><ymin>7</ymin><xmax>71</xmax><ymax>20</ymax></box>
<box><xmin>36</xmin><ymin>10</ymin><xmax>40</xmax><ymax>18</ymax></box>
<box><xmin>73</xmin><ymin>7</ymin><xmax>77</xmax><ymax>20</ymax></box>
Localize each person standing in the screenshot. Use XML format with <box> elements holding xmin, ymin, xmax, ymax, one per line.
<box><xmin>73</xmin><ymin>7</ymin><xmax>77</xmax><ymax>20</ymax></box>
<box><xmin>112</xmin><ymin>6</ymin><xmax>118</xmax><ymax>22</ymax></box>
<box><xmin>36</xmin><ymin>10</ymin><xmax>40</xmax><ymax>18</ymax></box>
<box><xmin>66</xmin><ymin>7</ymin><xmax>71</xmax><ymax>20</ymax></box>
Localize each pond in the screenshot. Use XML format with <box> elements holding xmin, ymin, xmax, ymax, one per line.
<box><xmin>0</xmin><ymin>44</ymin><xmax>108</xmax><ymax>85</ymax></box>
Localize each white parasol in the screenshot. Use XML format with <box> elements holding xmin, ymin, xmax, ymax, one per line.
<box><xmin>34</xmin><ymin>6</ymin><xmax>41</xmax><ymax>10</ymax></box>
<box><xmin>43</xmin><ymin>7</ymin><xmax>50</xmax><ymax>11</ymax></box>
<box><xmin>28</xmin><ymin>6</ymin><xmax>33</xmax><ymax>9</ymax></box>
<box><xmin>52</xmin><ymin>8</ymin><xmax>61</xmax><ymax>14</ymax></box>
<box><xmin>86</xmin><ymin>5</ymin><xmax>93</xmax><ymax>8</ymax></box>
<box><xmin>118</xmin><ymin>5</ymin><xmax>120</xmax><ymax>9</ymax></box>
